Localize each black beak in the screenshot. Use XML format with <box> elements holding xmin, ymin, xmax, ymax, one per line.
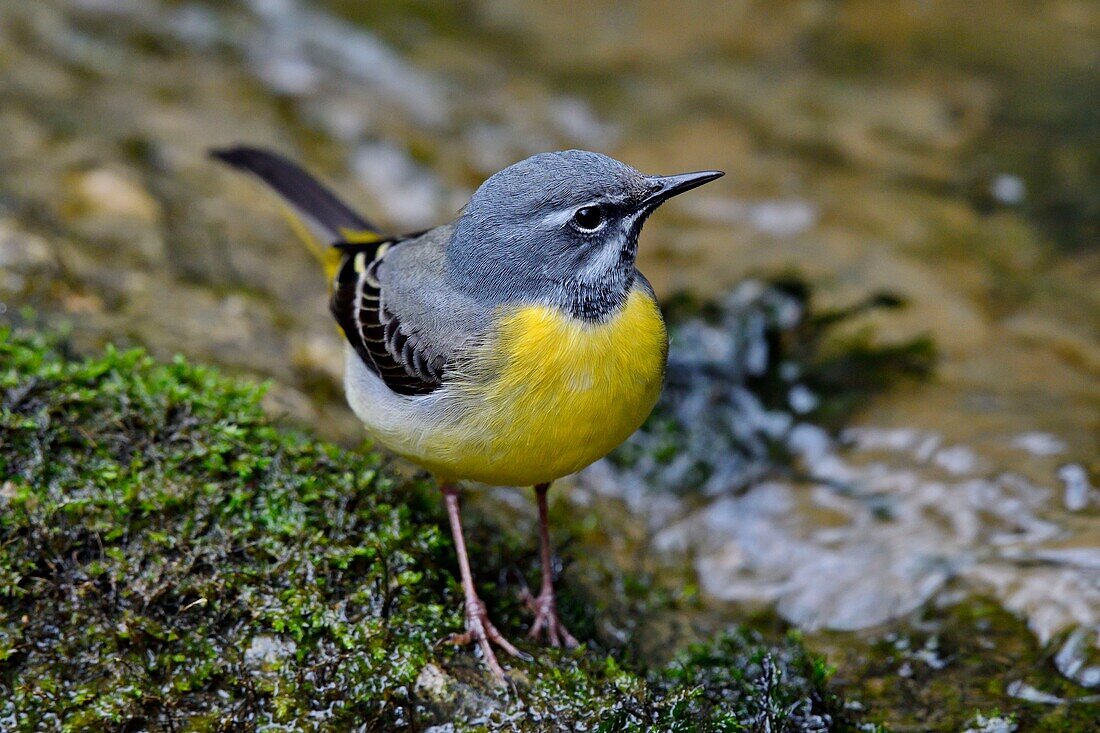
<box><xmin>641</xmin><ymin>169</ymin><xmax>724</xmax><ymax>210</ymax></box>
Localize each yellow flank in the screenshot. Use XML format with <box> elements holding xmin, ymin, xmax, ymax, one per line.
<box><xmin>427</xmin><ymin>286</ymin><xmax>667</xmax><ymax>486</ymax></box>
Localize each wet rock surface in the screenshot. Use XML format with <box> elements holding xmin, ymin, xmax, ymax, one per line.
<box><xmin>1</xmin><ymin>0</ymin><xmax>1098</xmax><ymax>728</ymax></box>
<box><xmin>0</xmin><ymin>330</ymin><xmax>860</xmax><ymax>731</ymax></box>
<box><xmin>577</xmin><ymin>280</ymin><xmax>1099</xmax><ymax>724</ymax></box>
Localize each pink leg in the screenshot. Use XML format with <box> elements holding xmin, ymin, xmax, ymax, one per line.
<box><xmin>523</xmin><ymin>483</ymin><xmax>579</xmax><ymax>648</ymax></box>
<box><xmin>440</xmin><ymin>483</ymin><xmax>523</xmax><ymax>683</ymax></box>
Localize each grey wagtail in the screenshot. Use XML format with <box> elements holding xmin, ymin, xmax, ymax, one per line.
<box><xmin>212</xmin><ymin>146</ymin><xmax>722</xmax><ymax>682</ymax></box>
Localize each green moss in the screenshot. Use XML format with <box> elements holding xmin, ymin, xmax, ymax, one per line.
<box><xmin>0</xmin><ymin>327</ymin><xmax>862</xmax><ymax>731</ymax></box>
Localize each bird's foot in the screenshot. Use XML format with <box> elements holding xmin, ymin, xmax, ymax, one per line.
<box><xmin>522</xmin><ymin>588</ymin><xmax>579</xmax><ymax>649</ymax></box>
<box><xmin>444</xmin><ymin>596</ymin><xmax>527</xmax><ymax>684</ymax></box>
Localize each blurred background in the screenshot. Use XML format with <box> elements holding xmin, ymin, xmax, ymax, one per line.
<box><xmin>1</xmin><ymin>0</ymin><xmax>1097</xmax><ymax>727</ymax></box>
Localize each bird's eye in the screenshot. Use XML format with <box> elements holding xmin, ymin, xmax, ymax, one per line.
<box><xmin>571</xmin><ymin>205</ymin><xmax>605</xmax><ymax>232</ymax></box>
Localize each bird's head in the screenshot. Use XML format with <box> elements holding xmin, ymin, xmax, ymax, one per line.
<box><xmin>449</xmin><ymin>150</ymin><xmax>722</xmax><ymax>319</ymax></box>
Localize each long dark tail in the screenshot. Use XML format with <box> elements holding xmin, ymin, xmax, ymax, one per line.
<box><xmin>210</xmin><ymin>146</ymin><xmax>383</xmax><ymax>278</ymax></box>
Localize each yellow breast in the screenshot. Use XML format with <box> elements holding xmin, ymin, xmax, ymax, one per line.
<box><xmin>428</xmin><ymin>286</ymin><xmax>667</xmax><ymax>486</ymax></box>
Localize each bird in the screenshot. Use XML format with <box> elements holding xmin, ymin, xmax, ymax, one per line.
<box><xmin>211</xmin><ymin>146</ymin><xmax>723</xmax><ymax>682</ymax></box>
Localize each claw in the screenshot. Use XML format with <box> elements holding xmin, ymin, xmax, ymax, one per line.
<box><xmin>524</xmin><ymin>589</ymin><xmax>579</xmax><ymax>649</ymax></box>
<box><xmin>445</xmin><ymin>595</ymin><xmax>529</xmax><ymax>683</ymax></box>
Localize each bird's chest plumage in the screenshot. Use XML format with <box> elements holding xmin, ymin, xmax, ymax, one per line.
<box><xmin>432</xmin><ymin>286</ymin><xmax>667</xmax><ymax>486</ymax></box>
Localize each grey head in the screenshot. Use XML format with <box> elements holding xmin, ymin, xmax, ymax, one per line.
<box><xmin>447</xmin><ymin>150</ymin><xmax>723</xmax><ymax>320</ymax></box>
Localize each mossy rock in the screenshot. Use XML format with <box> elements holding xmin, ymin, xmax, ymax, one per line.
<box><xmin>0</xmin><ymin>327</ymin><xmax>864</xmax><ymax>731</ymax></box>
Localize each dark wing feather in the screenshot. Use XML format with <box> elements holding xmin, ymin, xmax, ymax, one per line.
<box><xmin>330</xmin><ymin>239</ymin><xmax>444</xmax><ymax>396</ymax></box>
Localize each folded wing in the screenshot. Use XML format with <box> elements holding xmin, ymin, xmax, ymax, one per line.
<box><xmin>212</xmin><ymin>145</ymin><xmax>447</xmax><ymax>396</ymax></box>
<box><xmin>331</xmin><ymin>238</ymin><xmax>445</xmax><ymax>396</ymax></box>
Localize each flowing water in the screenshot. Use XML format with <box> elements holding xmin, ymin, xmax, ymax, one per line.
<box><xmin>1</xmin><ymin>0</ymin><xmax>1097</xmax><ymax>725</ymax></box>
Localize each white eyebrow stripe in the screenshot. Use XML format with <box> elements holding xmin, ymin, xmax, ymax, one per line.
<box><xmin>540</xmin><ymin>198</ymin><xmax>623</xmax><ymax>229</ymax></box>
<box><xmin>540</xmin><ymin>206</ymin><xmax>583</xmax><ymax>228</ymax></box>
